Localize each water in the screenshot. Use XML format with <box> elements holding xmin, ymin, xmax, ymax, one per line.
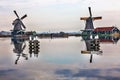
<box><xmin>0</xmin><ymin>37</ymin><xmax>120</xmax><ymax>80</ymax></box>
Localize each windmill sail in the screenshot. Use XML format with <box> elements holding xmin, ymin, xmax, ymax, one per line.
<box><xmin>21</xmin><ymin>14</ymin><xmax>27</xmax><ymax>20</ymax></box>
<box><xmin>14</xmin><ymin>10</ymin><xmax>20</xmax><ymax>19</ymax></box>
<box><xmin>90</xmin><ymin>54</ymin><xmax>93</xmax><ymax>63</ymax></box>
<box><xmin>20</xmin><ymin>20</ymin><xmax>26</xmax><ymax>29</ymax></box>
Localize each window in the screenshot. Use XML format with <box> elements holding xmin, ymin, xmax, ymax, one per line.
<box><xmin>106</xmin><ymin>31</ymin><xmax>111</xmax><ymax>34</ymax></box>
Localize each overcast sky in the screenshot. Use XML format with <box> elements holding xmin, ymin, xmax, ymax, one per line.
<box><xmin>0</xmin><ymin>0</ymin><xmax>120</xmax><ymax>32</ymax></box>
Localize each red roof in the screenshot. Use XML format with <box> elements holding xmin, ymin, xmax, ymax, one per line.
<box><xmin>94</xmin><ymin>27</ymin><xmax>114</xmax><ymax>32</ymax></box>
<box><xmin>100</xmin><ymin>39</ymin><xmax>113</xmax><ymax>43</ymax></box>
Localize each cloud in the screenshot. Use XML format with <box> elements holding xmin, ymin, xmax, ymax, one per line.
<box><xmin>55</xmin><ymin>68</ymin><xmax>120</xmax><ymax>80</ymax></box>
<box><xmin>0</xmin><ymin>69</ymin><xmax>35</xmax><ymax>80</ymax></box>
<box><xmin>0</xmin><ymin>0</ymin><xmax>80</xmax><ymax>8</ymax></box>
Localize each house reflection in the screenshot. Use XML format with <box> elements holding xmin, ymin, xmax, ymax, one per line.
<box><xmin>99</xmin><ymin>36</ymin><xmax>119</xmax><ymax>44</ymax></box>
<box><xmin>81</xmin><ymin>35</ymin><xmax>120</xmax><ymax>63</ymax></box>
<box><xmin>11</xmin><ymin>37</ymin><xmax>40</xmax><ymax>64</ymax></box>
<box><xmin>29</xmin><ymin>39</ymin><xmax>40</xmax><ymax>58</ymax></box>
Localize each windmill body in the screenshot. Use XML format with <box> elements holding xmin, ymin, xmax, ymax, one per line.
<box><xmin>12</xmin><ymin>19</ymin><xmax>23</xmax><ymax>31</ymax></box>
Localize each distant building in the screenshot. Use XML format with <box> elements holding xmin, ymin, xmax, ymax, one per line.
<box><xmin>0</xmin><ymin>31</ymin><xmax>11</xmax><ymax>35</ymax></box>
<box><xmin>93</xmin><ymin>26</ymin><xmax>120</xmax><ymax>36</ymax></box>
<box><xmin>81</xmin><ymin>26</ymin><xmax>120</xmax><ymax>40</ymax></box>
<box><xmin>0</xmin><ymin>31</ymin><xmax>11</xmax><ymax>37</ymax></box>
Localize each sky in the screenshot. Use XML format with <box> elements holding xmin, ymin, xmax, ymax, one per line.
<box><xmin>0</xmin><ymin>0</ymin><xmax>120</xmax><ymax>32</ymax></box>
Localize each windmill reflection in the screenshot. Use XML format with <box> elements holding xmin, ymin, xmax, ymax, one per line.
<box><xmin>11</xmin><ymin>37</ymin><xmax>40</xmax><ymax>64</ymax></box>
<box><xmin>81</xmin><ymin>38</ymin><xmax>102</xmax><ymax>63</ymax></box>
<box><xmin>81</xmin><ymin>35</ymin><xmax>120</xmax><ymax>63</ymax></box>
<box><xmin>12</xmin><ymin>38</ymin><xmax>28</xmax><ymax>64</ymax></box>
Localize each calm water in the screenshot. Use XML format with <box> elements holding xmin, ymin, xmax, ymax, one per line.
<box><xmin>0</xmin><ymin>37</ymin><xmax>120</xmax><ymax>80</ymax></box>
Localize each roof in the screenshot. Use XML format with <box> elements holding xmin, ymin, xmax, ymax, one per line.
<box><xmin>100</xmin><ymin>39</ymin><xmax>113</xmax><ymax>43</ymax></box>
<box><xmin>94</xmin><ymin>27</ymin><xmax>115</xmax><ymax>32</ymax></box>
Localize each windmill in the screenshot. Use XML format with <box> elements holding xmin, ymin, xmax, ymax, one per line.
<box><xmin>80</xmin><ymin>7</ymin><xmax>102</xmax><ymax>30</ymax></box>
<box><xmin>12</xmin><ymin>10</ymin><xmax>27</xmax><ymax>36</ymax></box>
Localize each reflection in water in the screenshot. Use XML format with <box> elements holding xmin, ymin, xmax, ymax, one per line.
<box><xmin>99</xmin><ymin>35</ymin><xmax>119</xmax><ymax>44</ymax></box>
<box><xmin>81</xmin><ymin>38</ymin><xmax>102</xmax><ymax>63</ymax></box>
<box><xmin>0</xmin><ymin>35</ymin><xmax>120</xmax><ymax>79</ymax></box>
<box><xmin>11</xmin><ymin>35</ymin><xmax>120</xmax><ymax>64</ymax></box>
<box><xmin>11</xmin><ymin>37</ymin><xmax>40</xmax><ymax>64</ymax></box>
<box><xmin>29</xmin><ymin>40</ymin><xmax>40</xmax><ymax>58</ymax></box>
<box><xmin>81</xmin><ymin>35</ymin><xmax>120</xmax><ymax>63</ymax></box>
<box><xmin>12</xmin><ymin>38</ymin><xmax>28</xmax><ymax>64</ymax></box>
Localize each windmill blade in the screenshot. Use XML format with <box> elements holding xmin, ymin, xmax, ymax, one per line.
<box><xmin>21</xmin><ymin>44</ymin><xmax>26</xmax><ymax>52</ymax></box>
<box><xmin>22</xmin><ymin>44</ymin><xmax>26</xmax><ymax>51</ymax></box>
<box><xmin>80</xmin><ymin>17</ymin><xmax>89</xmax><ymax>20</ymax></box>
<box><xmin>21</xmin><ymin>14</ymin><xmax>27</xmax><ymax>20</ymax></box>
<box><xmin>90</xmin><ymin>54</ymin><xmax>93</xmax><ymax>63</ymax></box>
<box><xmin>20</xmin><ymin>21</ymin><xmax>26</xmax><ymax>29</ymax></box>
<box><xmin>88</xmin><ymin>7</ymin><xmax>92</xmax><ymax>17</ymax></box>
<box><xmin>14</xmin><ymin>10</ymin><xmax>20</xmax><ymax>19</ymax></box>
<box><xmin>15</xmin><ymin>56</ymin><xmax>20</xmax><ymax>64</ymax></box>
<box><xmin>93</xmin><ymin>17</ymin><xmax>102</xmax><ymax>20</ymax></box>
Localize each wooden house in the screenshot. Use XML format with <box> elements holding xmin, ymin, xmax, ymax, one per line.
<box><xmin>93</xmin><ymin>26</ymin><xmax>120</xmax><ymax>37</ymax></box>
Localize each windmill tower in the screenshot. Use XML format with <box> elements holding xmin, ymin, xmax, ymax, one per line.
<box><xmin>12</xmin><ymin>10</ymin><xmax>27</xmax><ymax>36</ymax></box>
